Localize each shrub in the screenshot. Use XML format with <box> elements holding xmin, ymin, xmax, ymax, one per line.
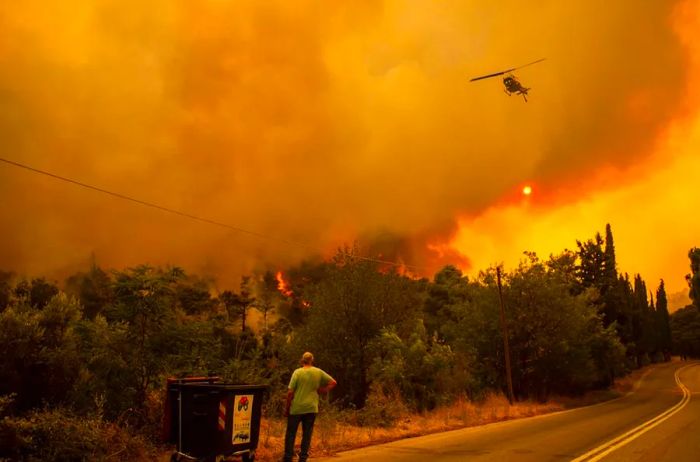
<box><xmin>0</xmin><ymin>295</ymin><xmax>82</xmax><ymax>412</ymax></box>
<box><xmin>0</xmin><ymin>403</ymin><xmax>154</xmax><ymax>461</ymax></box>
<box><xmin>356</xmin><ymin>384</ymin><xmax>408</xmax><ymax>428</ymax></box>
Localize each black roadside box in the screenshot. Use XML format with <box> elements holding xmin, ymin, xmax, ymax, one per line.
<box><xmin>164</xmin><ymin>377</ymin><xmax>266</xmax><ymax>462</ymax></box>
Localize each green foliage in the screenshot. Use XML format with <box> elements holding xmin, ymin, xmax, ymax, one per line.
<box><xmin>687</xmin><ymin>247</ymin><xmax>700</xmax><ymax>307</ymax></box>
<box><xmin>671</xmin><ymin>305</ymin><xmax>700</xmax><ymax>358</ymax></box>
<box><xmin>254</xmin><ymin>270</ymin><xmax>281</xmax><ymax>331</ymax></box>
<box><xmin>2</xmin><ymin>231</ymin><xmax>692</xmax><ymax>458</ymax></box>
<box><xmin>220</xmin><ymin>344</ymin><xmax>285</xmax><ymax>390</ymax></box>
<box><xmin>65</xmin><ymin>265</ymin><xmax>113</xmax><ymax>319</ymax></box>
<box><xmin>156</xmin><ymin>319</ymin><xmax>222</xmax><ymax>375</ymax></box>
<box><xmin>504</xmin><ymin>255</ymin><xmax>611</xmax><ymax>397</ymax></box>
<box><xmin>107</xmin><ymin>265</ymin><xmax>184</xmax><ymax>412</ymax></box>
<box><xmin>576</xmin><ymin>225</ymin><xmax>669</xmax><ymax>367</ymax></box>
<box><xmin>0</xmin><ymin>294</ymin><xmax>82</xmax><ymax>411</ymax></box>
<box><xmin>0</xmin><ymin>401</ymin><xmax>154</xmax><ymax>461</ymax></box>
<box><xmin>437</xmin><ymin>268</ymin><xmax>502</xmax><ymax>395</ymax></box>
<box><xmin>275</xmin><ymin>259</ymin><xmax>330</xmax><ymax>326</ymax></box>
<box><xmin>655</xmin><ymin>280</ymin><xmax>672</xmax><ymax>355</ymax></box>
<box><xmin>437</xmin><ymin>252</ymin><xmax>627</xmax><ymax>401</ymax></box>
<box><xmin>603</xmin><ymin>224</ymin><xmax>617</xmax><ymax>282</ymax></box>
<box><xmin>0</xmin><ymin>271</ymin><xmax>13</xmax><ymax>312</ymax></box>
<box><xmin>72</xmin><ymin>316</ymin><xmax>135</xmax><ymax>419</ymax></box>
<box><xmin>576</xmin><ymin>233</ymin><xmax>606</xmax><ymax>290</ymax></box>
<box><xmin>70</xmin><ymin>266</ymin><xmax>196</xmax><ymax>423</ymax></box>
<box><xmin>295</xmin><ymin>247</ymin><xmax>424</xmax><ymax>408</ymax></box>
<box><xmin>31</xmin><ymin>278</ymin><xmax>60</xmax><ymax>309</ymax></box>
<box><xmin>368</xmin><ymin>324</ymin><xmax>458</xmax><ymax>412</ymax></box>
<box><xmin>175</xmin><ymin>277</ymin><xmax>216</xmax><ymax>316</ymax></box>
<box><xmin>505</xmin><ymin>253</ymin><xmax>622</xmax><ymax>399</ymax></box>
<box><xmin>424</xmin><ymin>265</ymin><xmax>469</xmax><ymax>338</ymax></box>
<box><xmin>12</xmin><ymin>278</ymin><xmax>60</xmax><ymax>310</ymax></box>
<box><xmin>220</xmin><ymin>276</ymin><xmax>256</xmax><ymax>331</ymax></box>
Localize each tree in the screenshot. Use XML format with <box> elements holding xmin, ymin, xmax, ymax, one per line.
<box><xmin>73</xmin><ymin>314</ymin><xmax>134</xmax><ymax>418</ymax></box>
<box><xmin>437</xmin><ymin>268</ymin><xmax>502</xmax><ymax>396</ymax></box>
<box><xmin>277</xmin><ymin>259</ymin><xmax>328</xmax><ymax>326</ymax></box>
<box><xmin>600</xmin><ymin>225</ymin><xmax>631</xmax><ymax>338</ymax></box>
<box><xmin>439</xmin><ymin>252</ymin><xmax>626</xmax><ymax>400</ymax></box>
<box><xmin>220</xmin><ymin>276</ymin><xmax>255</xmax><ymax>332</ymax></box>
<box><xmin>368</xmin><ymin>323</ymin><xmax>456</xmax><ymax>415</ymax></box>
<box><xmin>656</xmin><ymin>280</ymin><xmax>672</xmax><ymax>358</ymax></box>
<box><xmin>424</xmin><ymin>265</ymin><xmax>469</xmax><ymax>338</ymax></box>
<box><xmin>0</xmin><ymin>293</ymin><xmax>81</xmax><ymax>411</ymax></box>
<box><xmin>298</xmin><ymin>247</ymin><xmax>423</xmax><ymax>408</ymax></box>
<box><xmin>670</xmin><ymin>306</ymin><xmax>700</xmax><ymax>358</ymax></box>
<box><xmin>175</xmin><ymin>277</ymin><xmax>216</xmax><ymax>316</ymax></box>
<box><xmin>575</xmin><ymin>225</ymin><xmax>661</xmax><ymax>368</ymax></box>
<box><xmin>578</xmin><ymin>225</ymin><xmax>628</xmax><ymax>337</ymax></box>
<box><xmin>603</xmin><ymin>224</ymin><xmax>617</xmax><ymax>284</ymax></box>
<box><xmin>74</xmin><ymin>267</ymin><xmax>223</xmax><ymax>420</ymax></box>
<box><xmin>13</xmin><ymin>278</ymin><xmax>59</xmax><ymax>309</ymax></box>
<box><xmin>576</xmin><ymin>233</ymin><xmax>605</xmax><ymax>290</ymax></box>
<box><xmin>65</xmin><ymin>265</ymin><xmax>113</xmax><ymax>319</ymax></box>
<box><xmin>30</xmin><ymin>278</ymin><xmax>60</xmax><ymax>309</ymax></box>
<box><xmin>686</xmin><ymin>247</ymin><xmax>700</xmax><ymax>308</ymax></box>
<box><xmin>255</xmin><ymin>270</ymin><xmax>280</xmax><ymax>331</ymax></box>
<box><xmin>0</xmin><ymin>271</ymin><xmax>13</xmax><ymax>312</ymax></box>
<box><xmin>503</xmin><ymin>254</ymin><xmax>624</xmax><ymax>398</ymax></box>
<box><xmin>108</xmin><ymin>265</ymin><xmax>184</xmax><ymax>412</ymax></box>
<box><xmin>629</xmin><ymin>274</ymin><xmax>654</xmax><ymax>364</ymax></box>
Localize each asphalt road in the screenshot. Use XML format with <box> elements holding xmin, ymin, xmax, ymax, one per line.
<box><xmin>315</xmin><ymin>361</ymin><xmax>699</xmax><ymax>462</ymax></box>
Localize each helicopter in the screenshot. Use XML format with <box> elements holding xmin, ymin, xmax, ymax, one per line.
<box><xmin>469</xmin><ymin>58</ymin><xmax>545</xmax><ymax>102</ymax></box>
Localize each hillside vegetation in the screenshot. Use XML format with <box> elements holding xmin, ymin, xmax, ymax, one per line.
<box><xmin>1</xmin><ymin>225</ymin><xmax>697</xmax><ymax>461</ymax></box>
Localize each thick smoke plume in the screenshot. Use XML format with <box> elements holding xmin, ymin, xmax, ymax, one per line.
<box><xmin>0</xmin><ymin>1</ymin><xmax>689</xmax><ymax>286</ymax></box>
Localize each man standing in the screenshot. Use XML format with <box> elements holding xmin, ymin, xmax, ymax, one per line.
<box><xmin>284</xmin><ymin>352</ymin><xmax>337</xmax><ymax>462</ymax></box>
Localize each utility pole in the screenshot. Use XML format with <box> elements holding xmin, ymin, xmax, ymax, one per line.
<box><xmin>496</xmin><ymin>266</ymin><xmax>515</xmax><ymax>405</ymax></box>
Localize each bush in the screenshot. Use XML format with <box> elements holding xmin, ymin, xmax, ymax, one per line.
<box><xmin>0</xmin><ymin>295</ymin><xmax>82</xmax><ymax>411</ymax></box>
<box><xmin>356</xmin><ymin>384</ymin><xmax>408</xmax><ymax>428</ymax></box>
<box><xmin>0</xmin><ymin>402</ymin><xmax>154</xmax><ymax>462</ymax></box>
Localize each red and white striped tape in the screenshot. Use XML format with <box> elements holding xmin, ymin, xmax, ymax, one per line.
<box><xmin>218</xmin><ymin>399</ymin><xmax>226</xmax><ymax>431</ymax></box>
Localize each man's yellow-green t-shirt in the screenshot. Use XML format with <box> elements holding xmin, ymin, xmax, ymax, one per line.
<box><xmin>288</xmin><ymin>366</ymin><xmax>334</xmax><ymax>415</ymax></box>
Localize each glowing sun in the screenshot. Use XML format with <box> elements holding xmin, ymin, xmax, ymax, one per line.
<box><xmin>522</xmin><ymin>185</ymin><xmax>533</xmax><ymax>196</ymax></box>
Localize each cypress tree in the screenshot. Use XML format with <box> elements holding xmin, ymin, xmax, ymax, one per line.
<box><xmin>632</xmin><ymin>274</ymin><xmax>653</xmax><ymax>363</ymax></box>
<box><xmin>687</xmin><ymin>248</ymin><xmax>700</xmax><ymax>308</ymax></box>
<box><xmin>617</xmin><ymin>273</ymin><xmax>634</xmax><ymax>345</ymax></box>
<box><xmin>656</xmin><ymin>279</ymin><xmax>672</xmax><ymax>358</ymax></box>
<box><xmin>603</xmin><ymin>224</ymin><xmax>618</xmax><ymax>286</ymax></box>
<box><xmin>601</xmin><ymin>224</ymin><xmax>628</xmax><ymax>336</ymax></box>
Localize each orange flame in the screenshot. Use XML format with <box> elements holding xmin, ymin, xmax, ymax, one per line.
<box><xmin>275</xmin><ymin>271</ymin><xmax>294</xmax><ymax>297</ymax></box>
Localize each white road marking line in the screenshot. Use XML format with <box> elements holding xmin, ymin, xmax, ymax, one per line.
<box><xmin>570</xmin><ymin>364</ymin><xmax>696</xmax><ymax>462</ymax></box>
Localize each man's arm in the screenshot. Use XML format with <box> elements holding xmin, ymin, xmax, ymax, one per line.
<box><xmin>317</xmin><ymin>379</ymin><xmax>337</xmax><ymax>394</ymax></box>
<box><xmin>285</xmin><ymin>369</ymin><xmax>298</xmax><ymax>417</ymax></box>
<box><xmin>285</xmin><ymin>389</ymin><xmax>294</xmax><ymax>417</ymax></box>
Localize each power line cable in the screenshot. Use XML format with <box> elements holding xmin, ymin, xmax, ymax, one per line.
<box><xmin>0</xmin><ymin>156</ymin><xmax>422</xmax><ymax>270</ymax></box>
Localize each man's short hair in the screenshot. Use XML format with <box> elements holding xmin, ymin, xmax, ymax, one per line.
<box><xmin>301</xmin><ymin>352</ymin><xmax>314</xmax><ymax>365</ymax></box>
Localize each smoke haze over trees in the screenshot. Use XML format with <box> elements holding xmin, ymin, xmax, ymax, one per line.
<box><xmin>2</xmin><ymin>0</ymin><xmax>699</xmax><ymax>295</ymax></box>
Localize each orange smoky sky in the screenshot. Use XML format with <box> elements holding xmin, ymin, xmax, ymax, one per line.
<box><xmin>0</xmin><ymin>1</ymin><xmax>698</xmax><ymax>297</ymax></box>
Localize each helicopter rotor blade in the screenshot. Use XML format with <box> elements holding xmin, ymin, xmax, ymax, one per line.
<box><xmin>511</xmin><ymin>58</ymin><xmax>546</xmax><ymax>72</ymax></box>
<box><xmin>469</xmin><ymin>68</ymin><xmax>515</xmax><ymax>82</ymax></box>
<box><xmin>469</xmin><ymin>58</ymin><xmax>545</xmax><ymax>82</ymax></box>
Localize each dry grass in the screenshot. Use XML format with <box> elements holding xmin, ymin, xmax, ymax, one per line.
<box><xmin>612</xmin><ymin>364</ymin><xmax>655</xmax><ymax>394</ymax></box>
<box><xmin>252</xmin><ymin>393</ymin><xmax>565</xmax><ymax>462</ymax></box>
